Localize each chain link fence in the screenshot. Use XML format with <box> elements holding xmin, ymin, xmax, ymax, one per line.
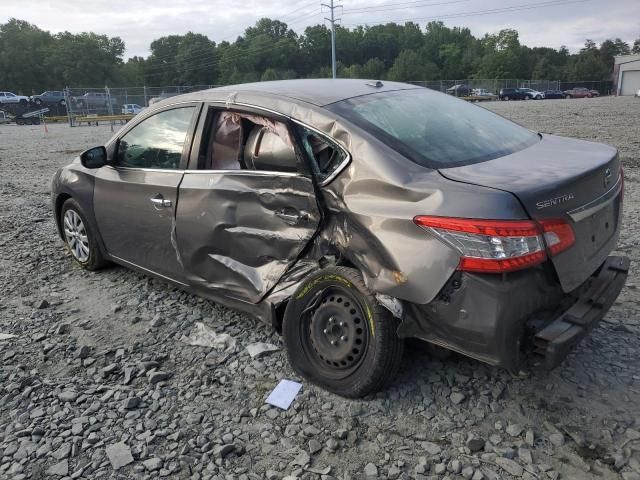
<box><xmin>62</xmin><ymin>85</ymin><xmax>221</xmax><ymax>126</ymax></box>
<box><xmin>407</xmin><ymin>79</ymin><xmax>613</xmax><ymax>96</ymax></box>
<box><xmin>56</xmin><ymin>79</ymin><xmax>615</xmax><ymax>126</ymax></box>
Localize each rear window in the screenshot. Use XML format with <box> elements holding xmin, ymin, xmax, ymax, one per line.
<box><xmin>328</xmin><ymin>89</ymin><xmax>538</xmax><ymax>169</ymax></box>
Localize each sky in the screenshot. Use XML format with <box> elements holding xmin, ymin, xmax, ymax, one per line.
<box><xmin>2</xmin><ymin>0</ymin><xmax>638</xmax><ymax>59</ymax></box>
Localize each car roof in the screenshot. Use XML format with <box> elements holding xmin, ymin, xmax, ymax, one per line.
<box><xmin>172</xmin><ymin>79</ymin><xmax>420</xmax><ymax>107</ymax></box>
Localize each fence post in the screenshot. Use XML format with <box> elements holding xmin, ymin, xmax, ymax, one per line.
<box><xmin>105</xmin><ymin>85</ymin><xmax>114</xmax><ymax>132</ymax></box>
<box><xmin>144</xmin><ymin>85</ymin><xmax>148</xmax><ymax>107</ymax></box>
<box><xmin>64</xmin><ymin>86</ymin><xmax>73</xmax><ymax>127</ymax></box>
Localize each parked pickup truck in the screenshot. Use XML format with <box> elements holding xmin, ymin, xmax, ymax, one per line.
<box><xmin>72</xmin><ymin>92</ymin><xmax>118</xmax><ymax>110</ymax></box>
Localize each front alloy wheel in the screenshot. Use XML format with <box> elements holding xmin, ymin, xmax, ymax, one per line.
<box><xmin>60</xmin><ymin>198</ymin><xmax>107</xmax><ymax>270</ymax></box>
<box><xmin>283</xmin><ymin>266</ymin><xmax>404</xmax><ymax>397</ymax></box>
<box><xmin>63</xmin><ymin>209</ymin><xmax>90</xmax><ymax>262</ymax></box>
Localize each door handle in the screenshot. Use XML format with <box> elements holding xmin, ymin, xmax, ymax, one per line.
<box><xmin>150</xmin><ymin>195</ymin><xmax>172</xmax><ymax>208</ymax></box>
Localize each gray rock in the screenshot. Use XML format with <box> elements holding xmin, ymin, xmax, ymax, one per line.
<box><xmin>518</xmin><ymin>448</ymin><xmax>532</xmax><ymax>464</ymax></box>
<box><xmin>55</xmin><ymin>323</ymin><xmax>70</xmax><ymax>335</ymax></box>
<box><xmin>149</xmin><ymin>371</ymin><xmax>171</xmax><ymax>384</ymax></box>
<box><xmin>58</xmin><ymin>390</ymin><xmax>78</xmax><ymax>402</ymax></box>
<box><xmin>525</xmin><ymin>429</ymin><xmax>534</xmax><ymax>446</ymax></box>
<box><xmin>423</xmin><ymin>441</ymin><xmax>442</xmax><ymax>455</ymax></box>
<box><xmin>75</xmin><ymin>345</ymin><xmax>91</xmax><ymax>359</ymax></box>
<box><xmin>549</xmin><ymin>433</ymin><xmax>565</xmax><ymax>446</ymax></box>
<box><xmin>364</xmin><ymin>463</ymin><xmax>378</xmax><ymax>477</ymax></box>
<box><xmin>495</xmin><ymin>457</ymin><xmax>523</xmax><ymax>477</ymax></box>
<box><xmin>467</xmin><ymin>438</ymin><xmax>485</xmax><ymax>452</ymax></box>
<box><xmin>37</xmin><ymin>299</ymin><xmax>50</xmax><ymax>309</ymax></box>
<box><xmin>213</xmin><ymin>444</ymin><xmax>235</xmax><ymax>458</ymax></box>
<box><xmin>462</xmin><ymin>466</ymin><xmax>475</xmax><ymax>479</ymax></box>
<box><xmin>435</xmin><ymin>463</ymin><xmax>447</xmax><ymax>474</ymax></box>
<box><xmin>123</xmin><ymin>396</ymin><xmax>141</xmax><ymax>409</ymax></box>
<box><xmin>292</xmin><ymin>450</ymin><xmax>310</xmax><ymax>466</ymax></box>
<box><xmin>506</xmin><ymin>423</ymin><xmax>523</xmax><ymax>437</ymax></box>
<box><xmin>143</xmin><ymin>457</ymin><xmax>162</xmax><ymax>471</ymax></box>
<box><xmin>472</xmin><ymin>470</ymin><xmax>485</xmax><ymax>480</ymax></box>
<box><xmin>246</xmin><ymin>342</ymin><xmax>279</xmax><ymax>359</ymax></box>
<box><xmin>46</xmin><ymin>460</ymin><xmax>68</xmax><ymax>476</ymax></box>
<box><xmin>450</xmin><ymin>392</ymin><xmax>466</xmax><ymax>405</ymax></box>
<box><xmin>105</xmin><ymin>442</ymin><xmax>134</xmax><ymax>470</ymax></box>
<box><xmin>309</xmin><ymin>439</ymin><xmax>322</xmax><ymax>454</ymax></box>
<box><xmin>52</xmin><ymin>443</ymin><xmax>71</xmax><ymax>460</ymax></box>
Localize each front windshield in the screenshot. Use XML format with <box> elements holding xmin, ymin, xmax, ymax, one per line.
<box><xmin>328</xmin><ymin>88</ymin><xmax>539</xmax><ymax>168</ymax></box>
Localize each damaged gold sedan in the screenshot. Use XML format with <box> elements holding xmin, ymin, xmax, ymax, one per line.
<box><xmin>52</xmin><ymin>80</ymin><xmax>628</xmax><ymax>397</ymax></box>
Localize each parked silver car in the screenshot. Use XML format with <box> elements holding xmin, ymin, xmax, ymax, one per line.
<box><xmin>51</xmin><ymin>80</ymin><xmax>628</xmax><ymax>397</ymax></box>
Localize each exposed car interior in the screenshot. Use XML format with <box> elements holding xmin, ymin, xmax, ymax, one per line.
<box><xmin>199</xmin><ymin>111</ymin><xmax>298</xmax><ymax>172</ymax></box>
<box><xmin>197</xmin><ymin>108</ymin><xmax>345</xmax><ymax>180</ymax></box>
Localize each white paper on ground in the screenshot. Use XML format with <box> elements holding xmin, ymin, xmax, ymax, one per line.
<box><xmin>0</xmin><ymin>333</ymin><xmax>17</xmax><ymax>340</ymax></box>
<box><xmin>265</xmin><ymin>379</ymin><xmax>303</xmax><ymax>410</ymax></box>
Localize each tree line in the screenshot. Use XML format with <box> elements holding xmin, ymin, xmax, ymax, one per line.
<box><xmin>1</xmin><ymin>17</ymin><xmax>638</xmax><ymax>93</ymax></box>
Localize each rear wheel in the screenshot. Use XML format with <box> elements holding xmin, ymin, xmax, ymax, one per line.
<box><xmin>16</xmin><ymin>118</ymin><xmax>25</xmax><ymax>125</ymax></box>
<box><xmin>283</xmin><ymin>266</ymin><xmax>404</xmax><ymax>398</ymax></box>
<box><xmin>60</xmin><ymin>198</ymin><xmax>108</xmax><ymax>270</ymax></box>
<box><xmin>34</xmin><ymin>98</ymin><xmax>42</xmax><ymax>106</ymax></box>
<box><xmin>504</xmin><ymin>95</ymin><xmax>510</xmax><ymax>101</ymax></box>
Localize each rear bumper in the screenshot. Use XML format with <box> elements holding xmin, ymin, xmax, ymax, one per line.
<box><xmin>532</xmin><ymin>255</ymin><xmax>629</xmax><ymax>369</ymax></box>
<box><xmin>398</xmin><ymin>255</ymin><xmax>629</xmax><ymax>371</ymax></box>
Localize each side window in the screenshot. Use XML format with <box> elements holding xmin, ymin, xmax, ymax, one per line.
<box><xmin>299</xmin><ymin>128</ymin><xmax>347</xmax><ymax>183</ymax></box>
<box><xmin>198</xmin><ymin>109</ymin><xmax>298</xmax><ymax>173</ymax></box>
<box><xmin>116</xmin><ymin>107</ymin><xmax>195</xmax><ymax>170</ymax></box>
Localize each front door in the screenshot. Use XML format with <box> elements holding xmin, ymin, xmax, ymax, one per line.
<box><xmin>175</xmin><ymin>107</ymin><xmax>321</xmax><ymax>303</ymax></box>
<box><xmin>94</xmin><ymin>105</ymin><xmax>198</xmax><ymax>283</ymax></box>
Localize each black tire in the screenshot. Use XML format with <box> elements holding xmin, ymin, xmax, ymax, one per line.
<box><xmin>16</xmin><ymin>118</ymin><xmax>25</xmax><ymax>125</ymax></box>
<box><xmin>283</xmin><ymin>266</ymin><xmax>404</xmax><ymax>398</ymax></box>
<box><xmin>24</xmin><ymin>118</ymin><xmax>33</xmax><ymax>125</ymax></box>
<box><xmin>60</xmin><ymin>198</ymin><xmax>108</xmax><ymax>271</ymax></box>
<box><xmin>34</xmin><ymin>99</ymin><xmax>42</xmax><ymax>106</ymax></box>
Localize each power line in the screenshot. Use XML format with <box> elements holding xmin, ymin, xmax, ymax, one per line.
<box><xmin>342</xmin><ymin>0</ymin><xmax>588</xmax><ymax>26</ymax></box>
<box><xmin>342</xmin><ymin>0</ymin><xmax>470</xmax><ymax>14</ymax></box>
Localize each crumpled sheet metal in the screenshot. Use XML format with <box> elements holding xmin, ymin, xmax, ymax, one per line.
<box><xmin>175</xmin><ymin>172</ymin><xmax>320</xmax><ymax>304</ymax></box>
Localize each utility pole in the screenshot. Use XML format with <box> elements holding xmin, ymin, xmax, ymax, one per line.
<box><xmin>322</xmin><ymin>0</ymin><xmax>340</xmax><ymax>79</ymax></box>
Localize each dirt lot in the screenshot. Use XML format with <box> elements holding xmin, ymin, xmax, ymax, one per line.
<box><xmin>1</xmin><ymin>96</ymin><xmax>639</xmax><ymax>480</ymax></box>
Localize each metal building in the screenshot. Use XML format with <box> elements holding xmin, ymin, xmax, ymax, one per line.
<box><xmin>613</xmin><ymin>54</ymin><xmax>640</xmax><ymax>96</ymax></box>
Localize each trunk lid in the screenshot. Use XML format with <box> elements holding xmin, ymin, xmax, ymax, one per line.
<box><xmin>439</xmin><ymin>134</ymin><xmax>622</xmax><ymax>292</ymax></box>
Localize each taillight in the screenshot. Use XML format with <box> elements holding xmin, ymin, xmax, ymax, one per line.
<box><xmin>413</xmin><ymin>216</ymin><xmax>574</xmax><ymax>273</ymax></box>
<box><xmin>538</xmin><ymin>219</ymin><xmax>575</xmax><ymax>256</ymax></box>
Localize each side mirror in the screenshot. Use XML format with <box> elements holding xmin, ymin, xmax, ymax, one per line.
<box><xmin>80</xmin><ymin>146</ymin><xmax>107</xmax><ymax>169</ymax></box>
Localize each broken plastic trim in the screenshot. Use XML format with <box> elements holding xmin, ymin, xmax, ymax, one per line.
<box><xmin>375</xmin><ymin>293</ymin><xmax>403</xmax><ymax>319</ymax></box>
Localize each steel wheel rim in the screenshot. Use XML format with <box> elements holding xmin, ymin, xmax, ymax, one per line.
<box><xmin>301</xmin><ymin>286</ymin><xmax>370</xmax><ymax>379</ymax></box>
<box><xmin>63</xmin><ymin>209</ymin><xmax>90</xmax><ymax>262</ymax></box>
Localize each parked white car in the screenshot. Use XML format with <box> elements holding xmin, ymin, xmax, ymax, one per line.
<box><xmin>519</xmin><ymin>88</ymin><xmax>545</xmax><ymax>100</ymax></box>
<box><xmin>472</xmin><ymin>88</ymin><xmax>497</xmax><ymax>98</ymax></box>
<box><xmin>0</xmin><ymin>91</ymin><xmax>30</xmax><ymax>105</ymax></box>
<box><xmin>121</xmin><ymin>104</ymin><xmax>144</xmax><ymax>114</ymax></box>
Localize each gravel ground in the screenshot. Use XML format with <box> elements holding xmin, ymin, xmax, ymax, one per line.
<box><xmin>1</xmin><ymin>96</ymin><xmax>639</xmax><ymax>480</ymax></box>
